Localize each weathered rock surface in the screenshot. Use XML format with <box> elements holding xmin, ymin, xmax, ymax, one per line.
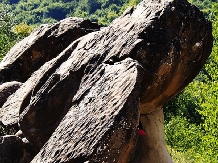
<box><xmin>0</xmin><ymin>81</ymin><xmax>22</xmax><ymax>107</ymax></box>
<box><xmin>0</xmin><ymin>17</ymin><xmax>100</xmax><ymax>126</ymax></box>
<box><xmin>0</xmin><ymin>135</ymin><xmax>33</xmax><ymax>163</ymax></box>
<box><xmin>0</xmin><ymin>0</ymin><xmax>212</xmax><ymax>162</ymax></box>
<box><xmin>0</xmin><ymin>17</ymin><xmax>100</xmax><ymax>84</ymax></box>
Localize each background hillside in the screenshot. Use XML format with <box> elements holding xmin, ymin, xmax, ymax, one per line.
<box><xmin>3</xmin><ymin>0</ymin><xmax>140</xmax><ymax>26</ymax></box>
<box><xmin>0</xmin><ymin>0</ymin><xmax>218</xmax><ymax>162</ymax></box>
<box><xmin>1</xmin><ymin>0</ymin><xmax>215</xmax><ymax>26</ymax></box>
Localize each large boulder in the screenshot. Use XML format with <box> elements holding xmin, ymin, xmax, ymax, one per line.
<box><xmin>0</xmin><ymin>135</ymin><xmax>33</xmax><ymax>163</ymax></box>
<box><xmin>0</xmin><ymin>17</ymin><xmax>100</xmax><ymax>84</ymax></box>
<box><xmin>0</xmin><ymin>17</ymin><xmax>100</xmax><ymax>126</ymax></box>
<box><xmin>0</xmin><ymin>81</ymin><xmax>22</xmax><ymax>107</ymax></box>
<box><xmin>0</xmin><ymin>0</ymin><xmax>212</xmax><ymax>162</ymax></box>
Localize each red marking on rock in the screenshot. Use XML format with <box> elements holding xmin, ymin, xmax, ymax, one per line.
<box><xmin>138</xmin><ymin>129</ymin><xmax>146</xmax><ymax>136</ymax></box>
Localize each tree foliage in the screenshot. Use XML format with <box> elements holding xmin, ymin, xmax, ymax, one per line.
<box><xmin>0</xmin><ymin>0</ymin><xmax>142</xmax><ymax>26</ymax></box>
<box><xmin>0</xmin><ymin>0</ymin><xmax>217</xmax><ymax>27</ymax></box>
<box><xmin>0</xmin><ymin>2</ymin><xmax>16</xmax><ymax>59</ymax></box>
<box><xmin>189</xmin><ymin>0</ymin><xmax>213</xmax><ymax>16</ymax></box>
<box><xmin>164</xmin><ymin>1</ymin><xmax>218</xmax><ymax>162</ymax></box>
<box><xmin>0</xmin><ymin>2</ymin><xmax>32</xmax><ymax>61</ymax></box>
<box><xmin>0</xmin><ymin>0</ymin><xmax>218</xmax><ymax>161</ymax></box>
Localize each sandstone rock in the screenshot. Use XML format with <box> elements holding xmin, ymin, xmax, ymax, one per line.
<box><xmin>0</xmin><ymin>81</ymin><xmax>22</xmax><ymax>107</ymax></box>
<box><xmin>0</xmin><ymin>17</ymin><xmax>100</xmax><ymax>84</ymax></box>
<box><xmin>0</xmin><ymin>135</ymin><xmax>34</xmax><ymax>163</ymax></box>
<box><xmin>31</xmin><ymin>58</ymin><xmax>143</xmax><ymax>162</ymax></box>
<box><xmin>0</xmin><ymin>17</ymin><xmax>100</xmax><ymax>126</ymax></box>
<box><xmin>0</xmin><ymin>0</ymin><xmax>213</xmax><ymax>162</ymax></box>
<box><xmin>15</xmin><ymin>130</ymin><xmax>25</xmax><ymax>138</ymax></box>
<box><xmin>0</xmin><ymin>81</ymin><xmax>22</xmax><ymax>135</ymax></box>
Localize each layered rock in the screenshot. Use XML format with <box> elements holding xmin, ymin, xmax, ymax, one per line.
<box><xmin>0</xmin><ymin>0</ymin><xmax>212</xmax><ymax>162</ymax></box>
<box><xmin>0</xmin><ymin>17</ymin><xmax>100</xmax><ymax>83</ymax></box>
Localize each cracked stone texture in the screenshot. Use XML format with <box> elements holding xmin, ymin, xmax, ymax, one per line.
<box><xmin>0</xmin><ymin>17</ymin><xmax>100</xmax><ymax>84</ymax></box>
<box><xmin>0</xmin><ymin>0</ymin><xmax>212</xmax><ymax>162</ymax></box>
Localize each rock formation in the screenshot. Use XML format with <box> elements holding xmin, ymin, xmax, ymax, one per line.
<box><xmin>0</xmin><ymin>0</ymin><xmax>212</xmax><ymax>162</ymax></box>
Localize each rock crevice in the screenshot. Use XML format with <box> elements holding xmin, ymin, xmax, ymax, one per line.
<box><xmin>0</xmin><ymin>0</ymin><xmax>212</xmax><ymax>162</ymax></box>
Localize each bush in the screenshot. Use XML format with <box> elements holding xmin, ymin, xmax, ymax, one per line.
<box><xmin>0</xmin><ymin>3</ymin><xmax>17</xmax><ymax>60</ymax></box>
<box><xmin>164</xmin><ymin>2</ymin><xmax>218</xmax><ymax>162</ymax></box>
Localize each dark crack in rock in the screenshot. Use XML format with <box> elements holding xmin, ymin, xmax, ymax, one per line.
<box><xmin>0</xmin><ymin>0</ymin><xmax>212</xmax><ymax>162</ymax></box>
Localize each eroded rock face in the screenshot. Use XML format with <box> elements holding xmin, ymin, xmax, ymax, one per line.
<box><xmin>0</xmin><ymin>17</ymin><xmax>100</xmax><ymax>84</ymax></box>
<box><xmin>0</xmin><ymin>17</ymin><xmax>100</xmax><ymax>127</ymax></box>
<box><xmin>0</xmin><ymin>135</ymin><xmax>33</xmax><ymax>163</ymax></box>
<box><xmin>0</xmin><ymin>0</ymin><xmax>212</xmax><ymax>162</ymax></box>
<box><xmin>0</xmin><ymin>81</ymin><xmax>22</xmax><ymax>107</ymax></box>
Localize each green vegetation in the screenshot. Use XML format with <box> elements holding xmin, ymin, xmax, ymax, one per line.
<box><xmin>0</xmin><ymin>0</ymin><xmax>218</xmax><ymax>162</ymax></box>
<box><xmin>164</xmin><ymin>1</ymin><xmax>218</xmax><ymax>162</ymax></box>
<box><xmin>0</xmin><ymin>2</ymin><xmax>16</xmax><ymax>59</ymax></box>
<box><xmin>0</xmin><ymin>0</ymin><xmax>142</xmax><ymax>58</ymax></box>
<box><xmin>1</xmin><ymin>0</ymin><xmax>140</xmax><ymax>26</ymax></box>
<box><xmin>0</xmin><ymin>2</ymin><xmax>32</xmax><ymax>60</ymax></box>
<box><xmin>189</xmin><ymin>0</ymin><xmax>213</xmax><ymax>16</ymax></box>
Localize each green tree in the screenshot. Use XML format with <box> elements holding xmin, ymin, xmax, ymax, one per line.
<box><xmin>164</xmin><ymin>2</ymin><xmax>218</xmax><ymax>162</ymax></box>
<box><xmin>7</xmin><ymin>0</ymin><xmax>142</xmax><ymax>26</ymax></box>
<box><xmin>13</xmin><ymin>22</ymin><xmax>33</xmax><ymax>38</ymax></box>
<box><xmin>188</xmin><ymin>0</ymin><xmax>213</xmax><ymax>17</ymax></box>
<box><xmin>0</xmin><ymin>2</ymin><xmax>33</xmax><ymax>61</ymax></box>
<box><xmin>0</xmin><ymin>2</ymin><xmax>16</xmax><ymax>60</ymax></box>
